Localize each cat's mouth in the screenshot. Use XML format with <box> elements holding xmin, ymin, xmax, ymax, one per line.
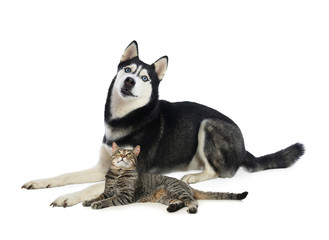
<box><xmin>117</xmin><ymin>159</ymin><xmax>127</xmax><ymax>165</ymax></box>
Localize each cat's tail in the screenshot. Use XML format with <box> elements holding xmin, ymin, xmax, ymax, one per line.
<box><xmin>192</xmin><ymin>189</ymin><xmax>248</xmax><ymax>200</ymax></box>
<box><xmin>241</xmin><ymin>143</ymin><xmax>305</xmax><ymax>172</ymax></box>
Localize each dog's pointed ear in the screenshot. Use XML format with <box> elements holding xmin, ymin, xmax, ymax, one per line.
<box><xmin>133</xmin><ymin>145</ymin><xmax>141</xmax><ymax>157</ymax></box>
<box><xmin>153</xmin><ymin>56</ymin><xmax>168</xmax><ymax>81</ymax></box>
<box><xmin>120</xmin><ymin>41</ymin><xmax>139</xmax><ymax>62</ymax></box>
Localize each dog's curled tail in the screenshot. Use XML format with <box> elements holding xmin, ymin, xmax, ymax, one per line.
<box><xmin>193</xmin><ymin>189</ymin><xmax>248</xmax><ymax>200</ymax></box>
<box><xmin>242</xmin><ymin>143</ymin><xmax>305</xmax><ymax>172</ymax></box>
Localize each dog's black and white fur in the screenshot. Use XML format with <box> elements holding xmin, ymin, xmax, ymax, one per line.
<box><xmin>22</xmin><ymin>41</ymin><xmax>304</xmax><ymax>207</ymax></box>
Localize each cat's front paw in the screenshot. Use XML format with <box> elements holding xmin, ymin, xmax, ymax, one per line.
<box><xmin>91</xmin><ymin>201</ymin><xmax>104</xmax><ymax>209</ymax></box>
<box><xmin>82</xmin><ymin>200</ymin><xmax>92</xmax><ymax>207</ymax></box>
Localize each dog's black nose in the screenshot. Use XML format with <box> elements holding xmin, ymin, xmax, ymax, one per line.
<box><xmin>124</xmin><ymin>77</ymin><xmax>135</xmax><ymax>88</ymax></box>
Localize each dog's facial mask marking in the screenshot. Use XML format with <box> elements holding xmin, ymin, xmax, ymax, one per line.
<box><xmin>115</xmin><ymin>65</ymin><xmax>152</xmax><ymax>99</ymax></box>
<box><xmin>110</xmin><ymin>41</ymin><xmax>169</xmax><ymax>119</ymax></box>
<box><xmin>123</xmin><ymin>64</ymin><xmax>138</xmax><ymax>74</ymax></box>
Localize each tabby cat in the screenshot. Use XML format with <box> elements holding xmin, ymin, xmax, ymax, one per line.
<box><xmin>83</xmin><ymin>142</ymin><xmax>248</xmax><ymax>213</ymax></box>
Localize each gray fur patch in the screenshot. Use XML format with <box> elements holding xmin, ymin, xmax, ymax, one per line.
<box><xmin>203</xmin><ymin>119</ymin><xmax>245</xmax><ymax>178</ymax></box>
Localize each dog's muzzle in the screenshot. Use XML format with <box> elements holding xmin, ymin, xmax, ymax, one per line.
<box><xmin>121</xmin><ymin>77</ymin><xmax>136</xmax><ymax>97</ymax></box>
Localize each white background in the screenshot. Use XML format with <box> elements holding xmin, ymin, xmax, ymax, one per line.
<box><xmin>1</xmin><ymin>0</ymin><xmax>328</xmax><ymax>239</ymax></box>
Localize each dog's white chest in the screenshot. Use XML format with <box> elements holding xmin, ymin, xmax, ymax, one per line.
<box><xmin>104</xmin><ymin>123</ymin><xmax>132</xmax><ymax>142</ymax></box>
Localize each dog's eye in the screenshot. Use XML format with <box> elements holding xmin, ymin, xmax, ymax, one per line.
<box><xmin>124</xmin><ymin>67</ymin><xmax>131</xmax><ymax>73</ymax></box>
<box><xmin>141</xmin><ymin>76</ymin><xmax>149</xmax><ymax>82</ymax></box>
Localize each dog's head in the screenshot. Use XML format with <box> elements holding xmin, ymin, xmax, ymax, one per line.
<box><xmin>109</xmin><ymin>41</ymin><xmax>168</xmax><ymax>119</ymax></box>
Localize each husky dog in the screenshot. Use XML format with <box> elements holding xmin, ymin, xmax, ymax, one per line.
<box><xmin>22</xmin><ymin>41</ymin><xmax>304</xmax><ymax>207</ymax></box>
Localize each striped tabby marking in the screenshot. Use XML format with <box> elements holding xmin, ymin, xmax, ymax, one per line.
<box><xmin>83</xmin><ymin>143</ymin><xmax>248</xmax><ymax>213</ymax></box>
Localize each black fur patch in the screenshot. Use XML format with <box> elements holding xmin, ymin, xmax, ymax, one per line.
<box><xmin>242</xmin><ymin>143</ymin><xmax>305</xmax><ymax>172</ymax></box>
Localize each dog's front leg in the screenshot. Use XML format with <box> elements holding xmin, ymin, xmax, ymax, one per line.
<box><xmin>50</xmin><ymin>182</ymin><xmax>105</xmax><ymax>207</ymax></box>
<box><xmin>21</xmin><ymin>165</ymin><xmax>106</xmax><ymax>189</ymax></box>
<box><xmin>22</xmin><ymin>144</ymin><xmax>111</xmax><ymax>189</ymax></box>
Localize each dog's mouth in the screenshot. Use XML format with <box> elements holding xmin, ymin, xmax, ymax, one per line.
<box><xmin>121</xmin><ymin>88</ymin><xmax>137</xmax><ymax>97</ymax></box>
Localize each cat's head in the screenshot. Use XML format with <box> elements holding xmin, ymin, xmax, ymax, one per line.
<box><xmin>107</xmin><ymin>142</ymin><xmax>141</xmax><ymax>170</ymax></box>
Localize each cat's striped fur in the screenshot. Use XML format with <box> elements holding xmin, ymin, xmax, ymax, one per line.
<box><xmin>83</xmin><ymin>143</ymin><xmax>248</xmax><ymax>213</ymax></box>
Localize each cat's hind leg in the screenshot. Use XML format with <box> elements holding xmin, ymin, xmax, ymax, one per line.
<box><xmin>166</xmin><ymin>199</ymin><xmax>185</xmax><ymax>213</ymax></box>
<box><xmin>184</xmin><ymin>199</ymin><xmax>199</xmax><ymax>214</ymax></box>
<box><xmin>163</xmin><ymin>195</ymin><xmax>198</xmax><ymax>214</ymax></box>
<box><xmin>159</xmin><ymin>196</ymin><xmax>185</xmax><ymax>213</ymax></box>
<box><xmin>150</xmin><ymin>189</ymin><xmax>184</xmax><ymax>213</ymax></box>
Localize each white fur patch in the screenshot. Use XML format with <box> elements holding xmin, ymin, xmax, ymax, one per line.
<box><xmin>181</xmin><ymin>120</ymin><xmax>218</xmax><ymax>184</ymax></box>
<box><xmin>185</xmin><ymin>154</ymin><xmax>204</xmax><ymax>171</ymax></box>
<box><xmin>110</xmin><ymin>66</ymin><xmax>152</xmax><ymax>119</ymax></box>
<box><xmin>104</xmin><ymin>123</ymin><xmax>133</xmax><ymax>142</ymax></box>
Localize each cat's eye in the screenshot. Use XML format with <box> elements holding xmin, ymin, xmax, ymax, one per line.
<box><xmin>124</xmin><ymin>67</ymin><xmax>131</xmax><ymax>73</ymax></box>
<box><xmin>141</xmin><ymin>75</ymin><xmax>149</xmax><ymax>82</ymax></box>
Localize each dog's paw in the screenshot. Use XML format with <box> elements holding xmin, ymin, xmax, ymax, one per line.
<box><xmin>50</xmin><ymin>193</ymin><xmax>82</xmax><ymax>208</ymax></box>
<box><xmin>181</xmin><ymin>174</ymin><xmax>198</xmax><ymax>184</ymax></box>
<box><xmin>21</xmin><ymin>179</ymin><xmax>53</xmax><ymax>189</ymax></box>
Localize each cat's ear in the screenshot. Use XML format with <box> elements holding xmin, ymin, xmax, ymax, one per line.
<box><xmin>133</xmin><ymin>145</ymin><xmax>141</xmax><ymax>156</ymax></box>
<box><xmin>112</xmin><ymin>142</ymin><xmax>119</xmax><ymax>152</ymax></box>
